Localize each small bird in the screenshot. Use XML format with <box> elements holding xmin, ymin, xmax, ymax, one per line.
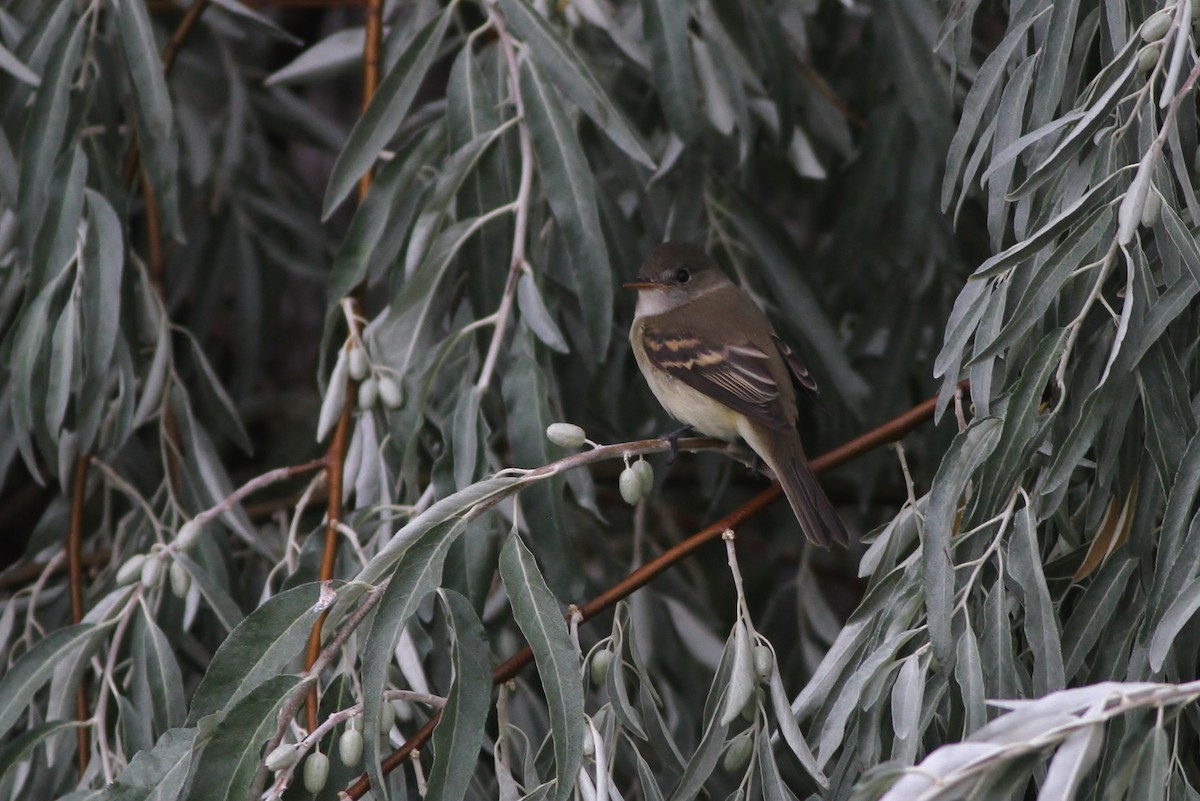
<box><xmin>625</xmin><ymin>242</ymin><xmax>848</xmax><ymax>547</ymax></box>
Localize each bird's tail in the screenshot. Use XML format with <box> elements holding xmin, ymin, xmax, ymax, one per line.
<box><xmin>763</xmin><ymin>435</ymin><xmax>848</xmax><ymax>548</ymax></box>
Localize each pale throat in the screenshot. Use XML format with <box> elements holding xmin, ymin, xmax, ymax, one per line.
<box><xmin>633</xmin><ymin>282</ymin><xmax>721</xmax><ymax>318</ymax></box>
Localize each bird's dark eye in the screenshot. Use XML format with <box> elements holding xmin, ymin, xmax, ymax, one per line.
<box><xmin>674</xmin><ymin>267</ymin><xmax>691</xmax><ymax>284</ymax></box>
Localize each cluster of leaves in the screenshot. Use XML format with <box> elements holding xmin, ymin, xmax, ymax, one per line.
<box><xmin>4</xmin><ymin>0</ymin><xmax>1200</xmax><ymax>800</ymax></box>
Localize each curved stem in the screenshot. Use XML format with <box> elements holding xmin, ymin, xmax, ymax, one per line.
<box><xmin>341</xmin><ymin>384</ymin><xmax>962</xmax><ymax>799</ymax></box>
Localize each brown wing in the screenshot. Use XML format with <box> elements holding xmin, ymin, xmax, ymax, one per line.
<box><xmin>771</xmin><ymin>334</ymin><xmax>823</xmax><ymax>405</ymax></box>
<box><xmin>640</xmin><ymin>326</ymin><xmax>793</xmax><ymax>431</ymax></box>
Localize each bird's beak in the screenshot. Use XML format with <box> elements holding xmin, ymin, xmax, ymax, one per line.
<box><xmin>622</xmin><ymin>276</ymin><xmax>661</xmax><ymax>290</ymax></box>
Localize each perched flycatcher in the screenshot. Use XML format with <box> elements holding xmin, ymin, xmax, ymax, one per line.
<box><xmin>625</xmin><ymin>242</ymin><xmax>848</xmax><ymax>547</ymax></box>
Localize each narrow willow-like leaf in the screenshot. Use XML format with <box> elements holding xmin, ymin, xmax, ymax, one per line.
<box><xmin>0</xmin><ymin>720</ymin><xmax>83</xmax><ymax>786</ymax></box>
<box><xmin>424</xmin><ymin>591</ymin><xmax>493</xmax><ymax>801</ymax></box>
<box><xmin>720</xmin><ymin>620</ymin><xmax>755</xmax><ymax>725</ymax></box>
<box><xmin>0</xmin><ymin>41</ymin><xmax>38</xmax><ymax>86</ymax></box>
<box><xmin>80</xmin><ymin>191</ymin><xmax>123</xmax><ymax>386</ymax></box>
<box><xmin>940</xmin><ymin>12</ymin><xmax>1040</xmax><ymax>210</ymax></box>
<box><xmin>520</xmin><ymin>59</ymin><xmax>613</xmax><ymax>355</ymax></box>
<box><xmin>361</xmin><ymin>519</ymin><xmax>467</xmax><ymax>801</ymax></box>
<box><xmin>499</xmin><ymin>531</ymin><xmax>584</xmax><ymax>801</ymax></box>
<box><xmin>17</xmin><ymin>13</ymin><xmax>84</xmax><ymax>256</ymax></box>
<box><xmin>184</xmin><ymin>675</ymin><xmax>300</xmax><ymax>801</ymax></box>
<box><xmin>956</xmin><ymin>617</ymin><xmax>986</xmax><ymax>734</ymax></box>
<box><xmin>499</xmin><ymin>0</ymin><xmax>654</xmax><ymax>168</ymax></box>
<box><xmin>322</xmin><ymin>7</ymin><xmax>452</xmax><ymax>217</ymax></box>
<box><xmin>172</xmin><ymin>552</ymin><xmax>244</xmax><ymax>632</ymax></box>
<box><xmin>133</xmin><ymin>611</ymin><xmax>186</xmax><ymax>735</ymax></box>
<box><xmin>106</xmin><ymin>727</ymin><xmax>197</xmax><ymax>801</ymax></box>
<box><xmin>0</xmin><ymin>623</ymin><xmax>110</xmax><ymax>735</ymax></box>
<box><xmin>1038</xmin><ymin>721</ymin><xmax>1103</xmax><ymax>801</ymax></box>
<box><xmin>265</xmin><ymin>27</ymin><xmax>363</xmax><ymax>86</ymax></box>
<box><xmin>1062</xmin><ymin>559</ymin><xmax>1135</xmax><ymax>677</ymax></box>
<box><xmin>924</xmin><ymin>418</ymin><xmax>1002</xmax><ymax>660</ymax></box>
<box><xmin>666</xmin><ymin>687</ymin><xmax>728</xmax><ymax>801</ymax></box>
<box><xmin>516</xmin><ymin>272</ymin><xmax>569</xmax><ymax>354</ymax></box>
<box><xmin>1007</xmin><ymin>504</ymin><xmax>1065</xmax><ymax>694</ymax></box>
<box><xmin>116</xmin><ymin>0</ymin><xmax>182</xmax><ymax>239</ymax></box>
<box><xmin>641</xmin><ymin>0</ymin><xmax>700</xmax><ymax>142</ymax></box>
<box><xmin>186</xmin><ymin>582</ymin><xmax>329</xmax><ymax>725</ymax></box>
<box><xmin>768</xmin><ymin>657</ymin><xmax>825</xmax><ymax>786</ymax></box>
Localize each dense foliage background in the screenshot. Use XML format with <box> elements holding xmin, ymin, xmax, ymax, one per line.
<box><xmin>3</xmin><ymin>0</ymin><xmax>1200</xmax><ymax>799</ymax></box>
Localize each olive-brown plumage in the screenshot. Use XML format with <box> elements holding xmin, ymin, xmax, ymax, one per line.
<box><xmin>626</xmin><ymin>242</ymin><xmax>848</xmax><ymax>547</ymax></box>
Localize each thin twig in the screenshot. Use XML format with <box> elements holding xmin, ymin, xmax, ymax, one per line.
<box><xmin>184</xmin><ymin>457</ymin><xmax>327</xmax><ymax>534</ymax></box>
<box><xmin>341</xmin><ymin>385</ymin><xmax>962</xmax><ymax>799</ymax></box>
<box><xmin>476</xmin><ymin>5</ymin><xmax>536</xmax><ymax>393</ymax></box>
<box><xmin>68</xmin><ymin>454</ymin><xmax>90</xmax><ymax>776</ymax></box>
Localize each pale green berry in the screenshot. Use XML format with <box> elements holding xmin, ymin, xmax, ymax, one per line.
<box><xmin>140</xmin><ymin>556</ymin><xmax>162</xmax><ymax>589</ymax></box>
<box><xmin>722</xmin><ymin>732</ymin><xmax>754</xmax><ymax>772</ymax></box>
<box><xmin>176</xmin><ymin>519</ymin><xmax>202</xmax><ymax>550</ymax></box>
<box><xmin>545</xmin><ymin>423</ymin><xmax>587</xmax><ymax>448</ymax></box>
<box><xmin>619</xmin><ymin>467</ymin><xmax>644</xmax><ymax>505</ymax></box>
<box><xmin>378</xmin><ymin>377</ymin><xmax>403</xmax><ymax>409</ymax></box>
<box><xmin>631</xmin><ymin>459</ymin><xmax>654</xmax><ymax>494</ymax></box>
<box><xmin>116</xmin><ymin>554</ymin><xmax>146</xmax><ymax>586</ymax></box>
<box><xmin>590</xmin><ymin>649</ymin><xmax>614</xmax><ymax>684</ymax></box>
<box><xmin>303</xmin><ymin>751</ymin><xmax>329</xmax><ymax>793</ymax></box>
<box><xmin>753</xmin><ymin>646</ymin><xmax>774</xmax><ymax>681</ymax></box>
<box><xmin>348</xmin><ymin>346</ymin><xmax>370</xmax><ymax>381</ymax></box>
<box><xmin>264</xmin><ymin>743</ymin><xmax>300</xmax><ymax>772</ymax></box>
<box><xmin>338</xmin><ymin>728</ymin><xmax>364</xmax><ymax>766</ymax></box>
<box><xmin>1141</xmin><ymin>188</ymin><xmax>1162</xmax><ymax>228</ymax></box>
<box><xmin>169</xmin><ymin>560</ymin><xmax>191</xmax><ymax>598</ymax></box>
<box><xmin>378</xmin><ymin>701</ymin><xmax>396</xmax><ymax>734</ymax></box>
<box><xmin>1138</xmin><ymin>43</ymin><xmax>1162</xmax><ymax>72</ymax></box>
<box><xmin>1141</xmin><ymin>9</ymin><xmax>1173</xmax><ymax>41</ymax></box>
<box><xmin>358</xmin><ymin>377</ymin><xmax>379</xmax><ymax>410</ymax></box>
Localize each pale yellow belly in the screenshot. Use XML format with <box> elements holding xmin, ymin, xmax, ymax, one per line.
<box><xmin>635</xmin><ymin>345</ymin><xmax>743</xmax><ymax>441</ymax></box>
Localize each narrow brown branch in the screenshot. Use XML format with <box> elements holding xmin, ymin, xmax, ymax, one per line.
<box><xmin>342</xmin><ymin>385</ymin><xmax>961</xmax><ymax>799</ymax></box>
<box><xmin>306</xmin><ymin>0</ymin><xmax>384</xmax><ymax>733</ymax></box>
<box><xmin>162</xmin><ymin>0</ymin><xmax>210</xmax><ymax>75</ymax></box>
<box><xmin>0</xmin><ymin>548</ymin><xmax>111</xmax><ymax>593</ymax></box>
<box><xmin>68</xmin><ymin>454</ymin><xmax>89</xmax><ymax>775</ymax></box>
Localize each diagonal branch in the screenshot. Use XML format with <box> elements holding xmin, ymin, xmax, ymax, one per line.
<box><xmin>341</xmin><ymin>385</ymin><xmax>963</xmax><ymax>799</ymax></box>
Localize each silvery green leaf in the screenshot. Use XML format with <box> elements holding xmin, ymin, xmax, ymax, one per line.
<box><xmin>451</xmin><ymin>386</ymin><xmax>483</xmax><ymax>490</ymax></box>
<box><xmin>172</xmin><ymin>552</ymin><xmax>244</xmax><ymax>632</ymax></box>
<box><xmin>0</xmin><ymin>623</ymin><xmax>111</xmax><ymax>735</ymax></box>
<box><xmin>45</xmin><ymin>283</ymin><xmax>78</xmax><ymax>437</ymax></box>
<box><xmin>890</xmin><ymin>654</ymin><xmax>924</xmax><ymax>742</ymax></box>
<box><xmin>133</xmin><ymin>611</ymin><xmax>186</xmax><ymax>735</ymax></box>
<box><xmin>186</xmin><ymin>582</ymin><xmax>329</xmax><ymax>725</ymax></box>
<box><xmin>425</xmin><ymin>591</ymin><xmax>493</xmax><ymax>801</ymax></box>
<box><xmin>1007</xmin><ymin>504</ymin><xmax>1065</xmax><ymax>694</ymax></box>
<box><xmin>361</xmin><ymin>519</ymin><xmax>467</xmax><ymax>800</ymax></box>
<box><xmin>0</xmin><ymin>40</ymin><xmax>38</xmax><ymax>85</ymax></box>
<box><xmin>517</xmin><ymin>272</ymin><xmax>570</xmax><ymax>354</ymax></box>
<box><xmin>758</xmin><ymin>736</ymin><xmax>801</xmax><ymax>801</ymax></box>
<box><xmin>520</xmin><ymin>59</ymin><xmax>613</xmax><ymax>355</ymax></box>
<box><xmin>265</xmin><ymin>27</ymin><xmax>364</xmax><ymax>87</ymax></box>
<box><xmin>940</xmin><ymin>12</ymin><xmax>1041</xmax><ymax>209</ymax></box>
<box><xmin>1062</xmin><ymin>559</ymin><xmax>1135</xmax><ymax>678</ymax></box>
<box><xmin>499</xmin><ymin>0</ymin><xmax>655</xmax><ymax>168</ymax></box>
<box><xmin>955</xmin><ymin>617</ymin><xmax>986</xmax><ymax>734</ymax></box>
<box><xmin>116</xmin><ymin>0</ymin><xmax>182</xmax><ymax>239</ymax></box>
<box><xmin>500</xmin><ymin>531</ymin><xmax>584</xmax><ymax>801</ymax></box>
<box><xmin>1028</xmin><ymin>0</ymin><xmax>1082</xmax><ymax>128</ymax></box>
<box><xmin>1037</xmin><ymin>721</ymin><xmax>1104</xmax><ymax>801</ymax></box>
<box><xmin>641</xmin><ymin>0</ymin><xmax>701</xmax><ymax>142</ymax></box>
<box><xmin>0</xmin><ymin>720</ymin><xmax>84</xmax><ymax>786</ymax></box>
<box><xmin>720</xmin><ymin>619</ymin><xmax>755</xmax><ymax>725</ymax></box>
<box><xmin>316</xmin><ymin>346</ymin><xmax>349</xmax><ymax>443</ymax></box>
<box><xmin>322</xmin><ymin>6</ymin><xmax>453</xmax><ymax>217</ymax></box>
<box><xmin>183</xmin><ymin>675</ymin><xmax>301</xmax><ymax>801</ymax></box>
<box><xmin>768</xmin><ymin>657</ymin><xmax>825</xmax><ymax>787</ymax></box>
<box><xmin>208</xmin><ymin>0</ymin><xmax>301</xmax><ymax>44</ymax></box>
<box><xmin>924</xmin><ymin>418</ymin><xmax>1002</xmax><ymax>660</ymax></box>
<box><xmin>17</xmin><ymin>13</ymin><xmax>85</xmax><ymax>255</ymax></box>
<box><xmin>666</xmin><ymin>686</ymin><xmax>728</xmax><ymax>801</ymax></box>
<box><xmin>105</xmin><ymin>727</ymin><xmax>197</xmax><ymax>801</ymax></box>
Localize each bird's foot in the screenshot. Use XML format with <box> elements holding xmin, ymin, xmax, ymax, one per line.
<box><xmin>663</xmin><ymin>425</ymin><xmax>695</xmax><ymax>465</ymax></box>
